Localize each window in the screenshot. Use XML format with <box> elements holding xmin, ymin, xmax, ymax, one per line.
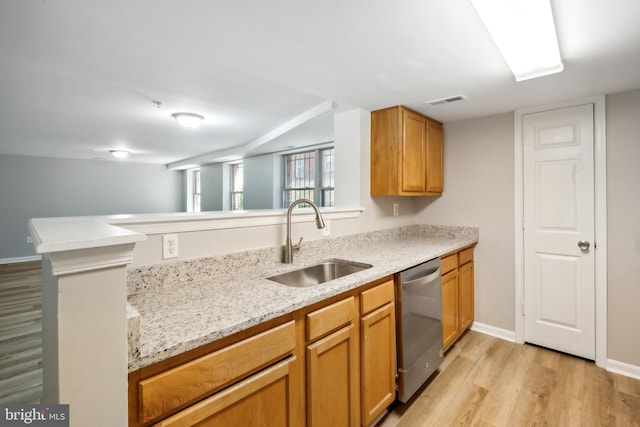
<box><xmin>190</xmin><ymin>168</ymin><xmax>201</xmax><ymax>212</ymax></box>
<box><xmin>231</xmin><ymin>162</ymin><xmax>243</xmax><ymax>210</ymax></box>
<box><xmin>283</xmin><ymin>147</ymin><xmax>334</xmax><ymax>208</ymax></box>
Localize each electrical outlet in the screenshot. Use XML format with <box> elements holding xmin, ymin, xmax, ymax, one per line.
<box><xmin>27</xmin><ymin>236</ymin><xmax>33</xmax><ymax>244</ymax></box>
<box><xmin>393</xmin><ymin>203</ymin><xmax>399</xmax><ymax>216</ymax></box>
<box><xmin>163</xmin><ymin>234</ymin><xmax>179</xmax><ymax>259</ymax></box>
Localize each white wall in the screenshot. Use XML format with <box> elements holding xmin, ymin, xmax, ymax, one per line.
<box><xmin>243</xmin><ymin>154</ymin><xmax>281</xmax><ymax>209</ymax></box>
<box><xmin>333</xmin><ymin>107</ymin><xmax>418</xmax><ymax>236</ymax></box>
<box><xmin>200</xmin><ymin>163</ymin><xmax>227</xmax><ymax>211</ymax></box>
<box><xmin>130</xmin><ymin>109</ymin><xmax>417</xmax><ymax>267</ymax></box>
<box><xmin>414</xmin><ymin>113</ymin><xmax>516</xmax><ymax>332</ymax></box>
<box><xmin>0</xmin><ymin>154</ymin><xmax>184</xmax><ymax>260</ymax></box>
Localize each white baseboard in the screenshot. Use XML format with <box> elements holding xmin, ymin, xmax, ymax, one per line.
<box><xmin>0</xmin><ymin>255</ymin><xmax>42</xmax><ymax>264</ymax></box>
<box><xmin>470</xmin><ymin>322</ymin><xmax>516</xmax><ymax>343</ymax></box>
<box><xmin>607</xmin><ymin>359</ymin><xmax>640</xmax><ymax>380</ymax></box>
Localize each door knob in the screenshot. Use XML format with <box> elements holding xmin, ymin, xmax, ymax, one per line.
<box><xmin>578</xmin><ymin>240</ymin><xmax>590</xmax><ymax>250</ymax></box>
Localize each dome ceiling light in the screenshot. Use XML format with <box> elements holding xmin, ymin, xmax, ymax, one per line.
<box><xmin>109</xmin><ymin>150</ymin><xmax>129</xmax><ymax>159</ymax></box>
<box><xmin>172</xmin><ymin>112</ymin><xmax>205</xmax><ymax>129</ymax></box>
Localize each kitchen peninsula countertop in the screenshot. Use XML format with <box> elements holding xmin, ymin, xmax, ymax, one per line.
<box><xmin>126</xmin><ymin>224</ymin><xmax>478</xmax><ymax>371</ymax></box>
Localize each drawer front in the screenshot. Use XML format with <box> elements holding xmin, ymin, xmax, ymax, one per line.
<box><xmin>139</xmin><ymin>321</ymin><xmax>296</xmax><ymax>424</ymax></box>
<box><xmin>307</xmin><ymin>296</ymin><xmax>355</xmax><ymax>342</ymax></box>
<box><xmin>458</xmin><ymin>247</ymin><xmax>474</xmax><ymax>265</ymax></box>
<box><xmin>153</xmin><ymin>356</ymin><xmax>296</xmax><ymax>427</ymax></box>
<box><xmin>441</xmin><ymin>254</ymin><xmax>458</xmax><ymax>275</ymax></box>
<box><xmin>360</xmin><ymin>279</ymin><xmax>394</xmax><ymax>315</ymax></box>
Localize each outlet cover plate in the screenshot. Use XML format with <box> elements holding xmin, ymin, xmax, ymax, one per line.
<box><xmin>163</xmin><ymin>234</ymin><xmax>179</xmax><ymax>259</ymax></box>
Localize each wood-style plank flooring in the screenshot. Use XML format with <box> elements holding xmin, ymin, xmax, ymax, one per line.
<box><xmin>0</xmin><ymin>261</ymin><xmax>43</xmax><ymax>404</ymax></box>
<box><xmin>378</xmin><ymin>330</ymin><xmax>640</xmax><ymax>427</ymax></box>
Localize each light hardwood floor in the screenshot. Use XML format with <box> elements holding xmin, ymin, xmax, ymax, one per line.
<box><xmin>378</xmin><ymin>330</ymin><xmax>640</xmax><ymax>427</ymax></box>
<box><xmin>0</xmin><ymin>261</ymin><xmax>43</xmax><ymax>404</ymax></box>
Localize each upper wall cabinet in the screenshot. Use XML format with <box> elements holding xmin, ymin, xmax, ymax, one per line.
<box><xmin>370</xmin><ymin>105</ymin><xmax>443</xmax><ymax>196</ymax></box>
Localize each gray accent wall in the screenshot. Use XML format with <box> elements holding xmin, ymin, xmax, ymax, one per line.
<box><xmin>415</xmin><ymin>88</ymin><xmax>640</xmax><ymax>369</ymax></box>
<box><xmin>605</xmin><ymin>88</ymin><xmax>640</xmax><ymax>367</ymax></box>
<box><xmin>200</xmin><ymin>163</ymin><xmax>227</xmax><ymax>212</ymax></box>
<box><xmin>0</xmin><ymin>154</ymin><xmax>184</xmax><ymax>259</ymax></box>
<box><xmin>243</xmin><ymin>154</ymin><xmax>282</xmax><ymax>210</ymax></box>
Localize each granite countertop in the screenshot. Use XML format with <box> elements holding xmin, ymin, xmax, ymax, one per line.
<box><xmin>126</xmin><ymin>225</ymin><xmax>479</xmax><ymax>372</ymax></box>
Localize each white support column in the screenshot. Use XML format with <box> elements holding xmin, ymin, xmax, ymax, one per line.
<box><xmin>334</xmin><ymin>108</ymin><xmax>369</xmax><ymax>208</ymax></box>
<box><xmin>29</xmin><ymin>218</ymin><xmax>145</xmax><ymax>427</ymax></box>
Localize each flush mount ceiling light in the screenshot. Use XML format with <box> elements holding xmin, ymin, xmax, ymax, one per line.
<box><xmin>109</xmin><ymin>150</ymin><xmax>129</xmax><ymax>159</ymax></box>
<box><xmin>172</xmin><ymin>112</ymin><xmax>205</xmax><ymax>129</ymax></box>
<box><xmin>469</xmin><ymin>0</ymin><xmax>563</xmax><ymax>81</ymax></box>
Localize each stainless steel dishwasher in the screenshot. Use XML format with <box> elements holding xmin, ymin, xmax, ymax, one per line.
<box><xmin>396</xmin><ymin>257</ymin><xmax>443</xmax><ymax>402</ymax></box>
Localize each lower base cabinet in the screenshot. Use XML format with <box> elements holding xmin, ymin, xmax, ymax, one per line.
<box><xmin>441</xmin><ymin>268</ymin><xmax>459</xmax><ymax>349</ymax></box>
<box><xmin>154</xmin><ymin>357</ymin><xmax>298</xmax><ymax>427</ymax></box>
<box><xmin>306</xmin><ymin>296</ymin><xmax>359</xmax><ymax>427</ymax></box>
<box><xmin>130</xmin><ymin>277</ymin><xmax>398</xmax><ymax>427</ymax></box>
<box><xmin>441</xmin><ymin>246</ymin><xmax>475</xmax><ymax>349</ymax></box>
<box><xmin>307</xmin><ymin>324</ymin><xmax>359</xmax><ymax>426</ymax></box>
<box><xmin>360</xmin><ymin>280</ymin><xmax>396</xmax><ymax>427</ymax></box>
<box><xmin>458</xmin><ymin>260</ymin><xmax>474</xmax><ymax>331</ymax></box>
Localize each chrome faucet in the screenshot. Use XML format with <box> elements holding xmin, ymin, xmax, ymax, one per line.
<box><xmin>283</xmin><ymin>198</ymin><xmax>326</xmax><ymax>264</ymax></box>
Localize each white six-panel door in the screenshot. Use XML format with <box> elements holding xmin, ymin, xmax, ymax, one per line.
<box><xmin>523</xmin><ymin>104</ymin><xmax>595</xmax><ymax>359</ymax></box>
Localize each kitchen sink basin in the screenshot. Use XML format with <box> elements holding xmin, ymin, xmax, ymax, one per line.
<box><xmin>266</xmin><ymin>259</ymin><xmax>373</xmax><ymax>287</ymax></box>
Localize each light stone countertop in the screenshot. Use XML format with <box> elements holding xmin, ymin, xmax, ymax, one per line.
<box><xmin>126</xmin><ymin>225</ymin><xmax>478</xmax><ymax>372</ymax></box>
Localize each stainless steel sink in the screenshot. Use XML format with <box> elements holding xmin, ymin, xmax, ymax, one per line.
<box><xmin>266</xmin><ymin>259</ymin><xmax>373</xmax><ymax>287</ymax></box>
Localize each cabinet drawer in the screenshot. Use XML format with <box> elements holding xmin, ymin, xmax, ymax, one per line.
<box><xmin>307</xmin><ymin>296</ymin><xmax>355</xmax><ymax>342</ymax></box>
<box><xmin>139</xmin><ymin>321</ymin><xmax>296</xmax><ymax>424</ymax></box>
<box><xmin>458</xmin><ymin>247</ymin><xmax>474</xmax><ymax>265</ymax></box>
<box><xmin>360</xmin><ymin>279</ymin><xmax>394</xmax><ymax>315</ymax></box>
<box><xmin>441</xmin><ymin>254</ymin><xmax>458</xmax><ymax>275</ymax></box>
<box><xmin>153</xmin><ymin>356</ymin><xmax>296</xmax><ymax>427</ymax></box>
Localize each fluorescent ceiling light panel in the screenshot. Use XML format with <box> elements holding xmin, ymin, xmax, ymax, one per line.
<box><xmin>470</xmin><ymin>0</ymin><xmax>563</xmax><ymax>81</ymax></box>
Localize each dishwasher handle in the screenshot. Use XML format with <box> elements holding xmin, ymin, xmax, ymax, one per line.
<box><xmin>402</xmin><ymin>269</ymin><xmax>441</xmax><ymax>290</ymax></box>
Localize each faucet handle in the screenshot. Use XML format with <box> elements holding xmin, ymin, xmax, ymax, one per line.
<box><xmin>293</xmin><ymin>236</ymin><xmax>303</xmax><ymax>252</ymax></box>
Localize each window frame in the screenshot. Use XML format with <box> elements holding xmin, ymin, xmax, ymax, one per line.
<box><xmin>282</xmin><ymin>146</ymin><xmax>334</xmax><ymax>208</ymax></box>
<box><xmin>230</xmin><ymin>162</ymin><xmax>244</xmax><ymax>211</ymax></box>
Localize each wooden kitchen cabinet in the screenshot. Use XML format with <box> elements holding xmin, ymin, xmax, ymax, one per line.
<box><xmin>306</xmin><ymin>296</ymin><xmax>359</xmax><ymax>427</ymax></box>
<box><xmin>441</xmin><ymin>267</ymin><xmax>459</xmax><ymax>349</ymax></box>
<box><xmin>130</xmin><ymin>277</ymin><xmax>399</xmax><ymax>427</ymax></box>
<box><xmin>371</xmin><ymin>105</ymin><xmax>443</xmax><ymax>196</ymax></box>
<box><xmin>153</xmin><ymin>356</ymin><xmax>297</xmax><ymax>427</ymax></box>
<box><xmin>458</xmin><ymin>259</ymin><xmax>474</xmax><ymax>331</ymax></box>
<box><xmin>441</xmin><ymin>247</ymin><xmax>475</xmax><ymax>350</ymax></box>
<box><xmin>425</xmin><ymin>120</ymin><xmax>444</xmax><ymax>193</ymax></box>
<box><xmin>130</xmin><ymin>320</ymin><xmax>302</xmax><ymax>426</ymax></box>
<box><xmin>359</xmin><ymin>279</ymin><xmax>396</xmax><ymax>427</ymax></box>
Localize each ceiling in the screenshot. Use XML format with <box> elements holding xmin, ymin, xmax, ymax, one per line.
<box><xmin>1</xmin><ymin>0</ymin><xmax>639</xmax><ymax>166</ymax></box>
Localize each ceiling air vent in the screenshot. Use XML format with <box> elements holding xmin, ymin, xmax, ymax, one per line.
<box><xmin>425</xmin><ymin>95</ymin><xmax>468</xmax><ymax>106</ymax></box>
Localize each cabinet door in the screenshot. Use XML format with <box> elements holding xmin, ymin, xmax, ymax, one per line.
<box><xmin>307</xmin><ymin>324</ymin><xmax>359</xmax><ymax>427</ymax></box>
<box><xmin>425</xmin><ymin>120</ymin><xmax>443</xmax><ymax>194</ymax></box>
<box><xmin>401</xmin><ymin>109</ymin><xmax>427</xmax><ymax>193</ymax></box>
<box><xmin>361</xmin><ymin>303</ymin><xmax>396</xmax><ymax>427</ymax></box>
<box><xmin>441</xmin><ymin>269</ymin><xmax>459</xmax><ymax>349</ymax></box>
<box><xmin>458</xmin><ymin>261</ymin><xmax>474</xmax><ymax>332</ymax></box>
<box><xmin>153</xmin><ymin>357</ymin><xmax>298</xmax><ymax>427</ymax></box>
